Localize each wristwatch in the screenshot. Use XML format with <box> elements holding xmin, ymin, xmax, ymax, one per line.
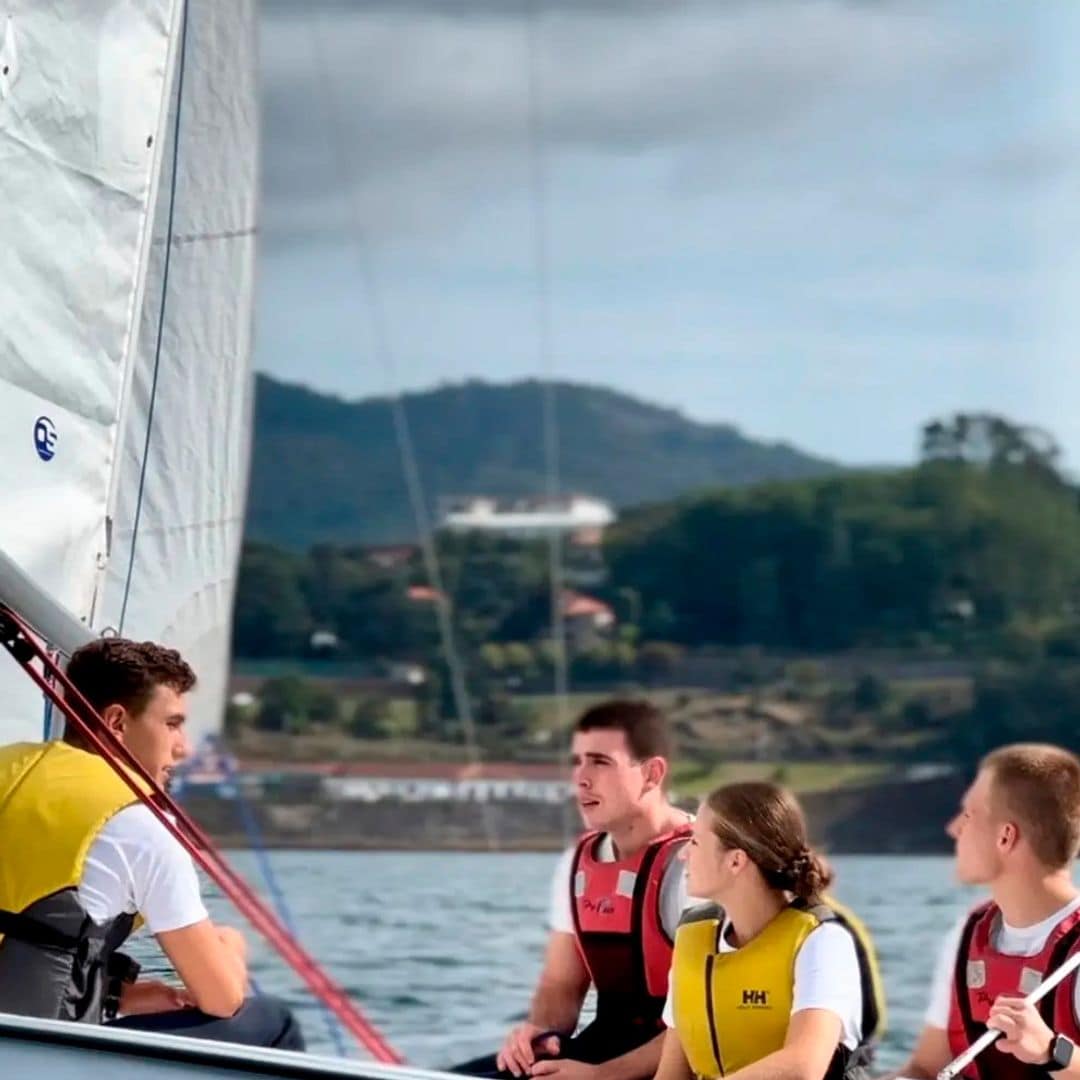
<box><xmin>1046</xmin><ymin>1033</ymin><xmax>1076</xmax><ymax>1072</ymax></box>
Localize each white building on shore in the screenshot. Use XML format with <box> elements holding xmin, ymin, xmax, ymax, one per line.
<box><xmin>220</xmin><ymin>761</ymin><xmax>572</xmax><ymax>805</ymax></box>
<box><xmin>438</xmin><ymin>494</ymin><xmax>615</xmax><ymax>540</ymax></box>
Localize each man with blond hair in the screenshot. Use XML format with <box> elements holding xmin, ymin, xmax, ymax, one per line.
<box><xmin>896</xmin><ymin>743</ymin><xmax>1080</xmax><ymax>1080</ymax></box>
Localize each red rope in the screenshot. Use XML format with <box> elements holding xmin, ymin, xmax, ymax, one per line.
<box><xmin>0</xmin><ymin>605</ymin><xmax>402</xmax><ymax>1064</ymax></box>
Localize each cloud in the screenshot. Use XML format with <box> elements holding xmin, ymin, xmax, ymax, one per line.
<box><xmin>975</xmin><ymin>135</ymin><xmax>1080</xmax><ymax>189</ymax></box>
<box><xmin>255</xmin><ymin>2</ymin><xmax>1080</xmax><ymax>469</ymax></box>
<box><xmin>258</xmin><ymin>0</ymin><xmax>1023</xmax><ymax>246</ymax></box>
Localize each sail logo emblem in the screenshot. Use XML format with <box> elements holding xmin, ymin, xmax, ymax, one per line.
<box><xmin>34</xmin><ymin>416</ymin><xmax>57</xmax><ymax>462</ymax></box>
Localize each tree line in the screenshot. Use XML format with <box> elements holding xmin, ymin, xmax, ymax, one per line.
<box><xmin>233</xmin><ymin>413</ymin><xmax>1080</xmax><ymax>664</ymax></box>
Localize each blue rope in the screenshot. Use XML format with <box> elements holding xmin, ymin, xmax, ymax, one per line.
<box><xmin>118</xmin><ymin>0</ymin><xmax>190</xmax><ymax>634</ymax></box>
<box><xmin>213</xmin><ymin>745</ymin><xmax>349</xmax><ymax>1057</ymax></box>
<box><xmin>115</xmin><ymin>4</ymin><xmax>344</xmax><ymax>1056</ymax></box>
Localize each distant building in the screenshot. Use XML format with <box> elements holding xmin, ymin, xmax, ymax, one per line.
<box><xmin>438</xmin><ymin>494</ymin><xmax>616</xmax><ymax>539</ymax></box>
<box><xmin>308</xmin><ymin>629</ymin><xmax>340</xmax><ymax>654</ymax></box>
<box><xmin>406</xmin><ymin>585</ymin><xmax>443</xmax><ymax>604</ymax></box>
<box><xmin>563</xmin><ymin>529</ymin><xmax>609</xmax><ymax>587</ymax></box>
<box><xmin>363</xmin><ymin>544</ymin><xmax>418</xmax><ymax>571</ymax></box>
<box><xmin>562</xmin><ymin>589</ymin><xmax>616</xmax><ymax>651</ymax></box>
<box><xmin>231</xmin><ymin>761</ymin><xmax>570</xmax><ymax>805</ymax></box>
<box><xmin>572</xmin><ymin>526</ymin><xmax>604</xmax><ymax>548</ymax></box>
<box><xmin>386</xmin><ymin>661</ymin><xmax>427</xmax><ymax>686</ymax></box>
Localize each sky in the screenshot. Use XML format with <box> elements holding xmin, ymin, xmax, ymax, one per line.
<box><xmin>257</xmin><ymin>0</ymin><xmax>1080</xmax><ymax>468</ymax></box>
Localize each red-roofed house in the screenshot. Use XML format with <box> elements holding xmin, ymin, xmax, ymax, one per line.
<box><xmin>407</xmin><ymin>585</ymin><xmax>443</xmax><ymax>604</ymax></box>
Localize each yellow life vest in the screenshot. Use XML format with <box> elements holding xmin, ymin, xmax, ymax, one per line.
<box><xmin>0</xmin><ymin>741</ymin><xmax>148</xmax><ymax>947</ymax></box>
<box><xmin>671</xmin><ymin>899</ymin><xmax>884</xmax><ymax>1079</ymax></box>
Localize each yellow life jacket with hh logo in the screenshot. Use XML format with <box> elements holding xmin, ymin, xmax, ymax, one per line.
<box><xmin>0</xmin><ymin>741</ymin><xmax>150</xmax><ymax>1022</ymax></box>
<box><xmin>671</xmin><ymin>898</ymin><xmax>884</xmax><ymax>1080</ymax></box>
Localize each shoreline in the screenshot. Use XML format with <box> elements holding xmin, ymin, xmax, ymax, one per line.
<box><xmin>189</xmin><ymin>772</ymin><xmax>966</xmax><ymax>856</ymax></box>
<box><xmin>211</xmin><ymin>838</ymin><xmax>955</xmax><ymax>855</ymax></box>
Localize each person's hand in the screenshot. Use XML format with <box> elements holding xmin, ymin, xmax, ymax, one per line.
<box><xmin>496</xmin><ymin>1023</ymin><xmax>562</xmax><ymax>1076</ymax></box>
<box><xmin>119</xmin><ymin>979</ymin><xmax>195</xmax><ymax>1016</ymax></box>
<box><xmin>530</xmin><ymin>1059</ymin><xmax>598</xmax><ymax>1080</ymax></box>
<box><xmin>988</xmin><ymin>995</ymin><xmax>1055</xmax><ymax>1064</ymax></box>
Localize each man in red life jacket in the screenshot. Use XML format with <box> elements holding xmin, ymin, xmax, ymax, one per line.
<box><xmin>895</xmin><ymin>743</ymin><xmax>1080</xmax><ymax>1080</ymax></box>
<box><xmin>455</xmin><ymin>700</ymin><xmax>693</xmax><ymax>1080</ymax></box>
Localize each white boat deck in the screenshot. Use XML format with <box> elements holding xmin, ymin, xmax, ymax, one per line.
<box><xmin>0</xmin><ymin>1011</ymin><xmax>468</xmax><ymax>1080</ymax></box>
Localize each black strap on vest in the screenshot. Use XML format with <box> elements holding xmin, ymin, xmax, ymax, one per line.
<box><xmin>823</xmin><ymin>906</ymin><xmax>882</xmax><ymax>1045</ymax></box>
<box><xmin>790</xmin><ymin>899</ymin><xmax>881</xmax><ymax>1062</ymax></box>
<box><xmin>628</xmin><ymin>834</ymin><xmax>669</xmax><ymax>994</ymax></box>
<box><xmin>0</xmin><ymin>909</ymin><xmax>81</xmax><ymax>952</ymax></box>
<box><xmin>1040</xmin><ymin>917</ymin><xmax>1080</xmax><ymax>1027</ymax></box>
<box><xmin>954</xmin><ymin>907</ymin><xmax>989</xmax><ymax>1080</ymax></box>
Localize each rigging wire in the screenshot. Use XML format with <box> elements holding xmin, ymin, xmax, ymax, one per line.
<box><xmin>523</xmin><ymin>0</ymin><xmax>574</xmax><ymax>838</ymax></box>
<box><xmin>118</xmin><ymin>0</ymin><xmax>190</xmax><ymax>635</ymax></box>
<box><xmin>112</xmin><ymin>4</ymin><xmax>349</xmax><ymax>1047</ymax></box>
<box><xmin>215</xmin><ymin>743</ymin><xmax>350</xmax><ymax>1056</ymax></box>
<box><xmin>306</xmin><ymin>12</ymin><xmax>498</xmax><ymax>851</ymax></box>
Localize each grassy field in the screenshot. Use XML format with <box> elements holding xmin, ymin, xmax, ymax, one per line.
<box><xmin>670</xmin><ymin>759</ymin><xmax>889</xmax><ymax>798</ymax></box>
<box><xmin>228</xmin><ymin>670</ymin><xmax>956</xmax><ymax>792</ymax></box>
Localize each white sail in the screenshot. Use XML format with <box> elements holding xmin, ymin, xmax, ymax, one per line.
<box><xmin>0</xmin><ymin>1</ymin><xmax>183</xmax><ymax>742</ymax></box>
<box><xmin>95</xmin><ymin>0</ymin><xmax>258</xmax><ymax>747</ymax></box>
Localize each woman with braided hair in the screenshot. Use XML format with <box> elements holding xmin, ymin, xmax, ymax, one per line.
<box><xmin>656</xmin><ymin>781</ymin><xmax>885</xmax><ymax>1080</ymax></box>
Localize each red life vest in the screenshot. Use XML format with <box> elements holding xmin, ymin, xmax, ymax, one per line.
<box><xmin>569</xmin><ymin>825</ymin><xmax>691</xmax><ymax>1028</ymax></box>
<box><xmin>947</xmin><ymin>900</ymin><xmax>1080</xmax><ymax>1080</ymax></box>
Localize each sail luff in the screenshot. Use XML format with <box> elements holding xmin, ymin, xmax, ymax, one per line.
<box><xmin>0</xmin><ymin>0</ymin><xmax>189</xmax><ymax>743</ymax></box>
<box><xmin>96</xmin><ymin>0</ymin><xmax>259</xmax><ymax>747</ymax></box>
<box><xmin>98</xmin><ymin>0</ymin><xmax>188</xmax><ymax>627</ymax></box>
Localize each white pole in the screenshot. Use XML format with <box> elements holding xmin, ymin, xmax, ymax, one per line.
<box><xmin>938</xmin><ymin>948</ymin><xmax>1080</xmax><ymax>1080</ymax></box>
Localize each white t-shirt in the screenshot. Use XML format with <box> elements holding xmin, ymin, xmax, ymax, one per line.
<box><xmin>662</xmin><ymin>917</ymin><xmax>865</xmax><ymax>1051</ymax></box>
<box><xmin>76</xmin><ymin>804</ymin><xmax>209</xmax><ymax>934</ymax></box>
<box><xmin>548</xmin><ymin>833</ymin><xmax>692</xmax><ymax>939</ymax></box>
<box><xmin>924</xmin><ymin>895</ymin><xmax>1080</xmax><ymax>1029</ymax></box>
